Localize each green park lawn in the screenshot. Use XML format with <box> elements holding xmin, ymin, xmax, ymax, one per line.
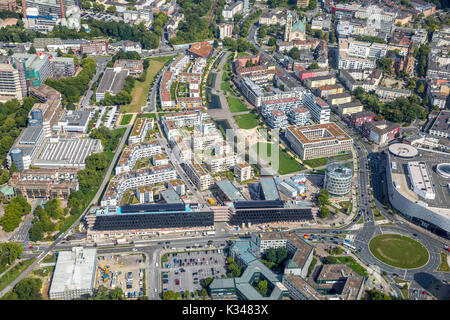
<box><xmin>253</xmin><ymin>142</ymin><xmax>305</xmax><ymax>175</ymax></box>
<box><xmin>121</xmin><ymin>55</ymin><xmax>176</xmax><ymax>113</ymax></box>
<box><xmin>233</xmin><ymin>113</ymin><xmax>259</xmax><ymax>129</ymax></box>
<box><xmin>227</xmin><ymin>96</ymin><xmax>249</xmax><ymax>113</ymax></box>
<box><xmin>369</xmin><ymin>234</ymin><xmax>429</xmax><ymax>269</ymax></box>
<box><xmin>120</xmin><ymin>114</ymin><xmax>133</xmax><ymax>125</ymax></box>
<box><xmin>303</xmin><ymin>153</ymin><xmax>352</xmax><ymax>168</ymax></box>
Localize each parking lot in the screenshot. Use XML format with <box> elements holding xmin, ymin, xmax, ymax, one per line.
<box><xmin>95</xmin><ymin>253</ymin><xmax>146</xmax><ymax>299</ymax></box>
<box><xmin>162</xmin><ymin>249</ymin><xmax>227</xmax><ymax>297</ymax></box>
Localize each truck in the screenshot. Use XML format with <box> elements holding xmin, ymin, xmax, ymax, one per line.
<box><xmin>116</xmin><ymin>238</ymin><xmax>127</xmax><ymax>245</ymax></box>
<box><xmin>206</xmin><ymin>231</ymin><xmax>215</xmax><ymax>235</ymax></box>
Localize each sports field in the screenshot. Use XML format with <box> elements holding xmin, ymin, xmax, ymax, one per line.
<box><xmin>369</xmin><ymin>234</ymin><xmax>429</xmax><ymax>269</ymax></box>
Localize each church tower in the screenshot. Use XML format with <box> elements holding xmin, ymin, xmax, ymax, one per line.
<box><xmin>284</xmin><ymin>12</ymin><xmax>293</xmax><ymax>42</ymax></box>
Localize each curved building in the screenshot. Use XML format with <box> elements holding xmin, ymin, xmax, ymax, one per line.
<box><xmin>436</xmin><ymin>163</ymin><xmax>450</xmax><ymax>179</ymax></box>
<box><xmin>386</xmin><ymin>151</ymin><xmax>450</xmax><ymax>239</ymax></box>
<box><xmin>324</xmin><ymin>163</ymin><xmax>353</xmax><ymax>196</ymax></box>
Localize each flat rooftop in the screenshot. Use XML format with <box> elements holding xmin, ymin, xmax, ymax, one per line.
<box><xmin>390</xmin><ymin>150</ymin><xmax>450</xmax><ymax>213</ymax></box>
<box><xmin>287</xmin><ymin>123</ymin><xmax>353</xmax><ymax>145</ymax></box>
<box><xmin>49</xmin><ymin>247</ymin><xmax>97</xmax><ymax>296</ymax></box>
<box><xmin>34</xmin><ymin>138</ymin><xmax>102</xmax><ymax>167</ymax></box>
<box><xmin>216</xmin><ymin>180</ymin><xmax>246</xmax><ymax>202</ymax></box>
<box><xmin>260</xmin><ymin>177</ymin><xmax>280</xmax><ymax>201</ymax></box>
<box><xmin>97</xmin><ymin>67</ymin><xmax>129</xmax><ymax>95</ymax></box>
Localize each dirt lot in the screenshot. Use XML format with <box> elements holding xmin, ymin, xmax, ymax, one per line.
<box><xmin>96</xmin><ymin>253</ymin><xmax>146</xmax><ymax>299</ymax></box>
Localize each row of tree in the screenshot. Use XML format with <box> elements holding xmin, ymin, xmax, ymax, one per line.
<box><xmin>162</xmin><ymin>289</ymin><xmax>207</xmax><ymax>300</ymax></box>
<box><xmin>0</xmin><ymin>97</ymin><xmax>39</xmax><ymax>166</ymax></box>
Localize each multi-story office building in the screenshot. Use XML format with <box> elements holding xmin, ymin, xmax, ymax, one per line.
<box><xmin>336</xmin><ymin>101</ymin><xmax>363</xmax><ymax>116</ymax></box>
<box><xmin>324</xmin><ymin>163</ymin><xmax>353</xmax><ymax>196</ymax></box>
<box><xmin>86</xmin><ymin>203</ymin><xmax>214</xmax><ymax>240</ymax></box>
<box><xmin>0</xmin><ymin>63</ymin><xmax>24</xmax><ymax>102</ymax></box>
<box><xmin>222</xmin><ymin>1</ymin><xmax>243</xmax><ymax>20</ymax></box>
<box><xmin>8</xmin><ymin>125</ymin><xmax>45</xmax><ymax>171</ymax></box>
<box><xmin>49</xmin><ymin>247</ymin><xmax>97</xmax><ymax>300</ymax></box>
<box><xmin>30</xmin><ymin>98</ymin><xmax>63</xmax><ymax>137</ymax></box>
<box><xmin>428</xmin><ymin>110</ymin><xmax>450</xmax><ymax>139</ymax></box>
<box><xmin>55</xmin><ymin>110</ymin><xmax>91</xmax><ymax>133</ymax></box>
<box><xmin>327</xmin><ymin>93</ymin><xmax>352</xmax><ymax>106</ymax></box>
<box><xmin>11</xmin><ymin>53</ymin><xmax>52</xmax><ymax>87</ymax></box>
<box><xmin>302</xmin><ymin>93</ymin><xmax>330</xmax><ymax>124</ymax></box>
<box><xmin>286</xmin><ymin>123</ymin><xmax>353</xmax><ymax>160</ymax></box>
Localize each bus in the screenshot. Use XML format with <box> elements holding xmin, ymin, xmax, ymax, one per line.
<box><xmin>343</xmin><ymin>242</ymin><xmax>356</xmax><ymax>251</ymax></box>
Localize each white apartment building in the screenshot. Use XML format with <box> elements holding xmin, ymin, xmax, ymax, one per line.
<box><xmin>183</xmin><ymin>160</ymin><xmax>214</xmax><ymax>191</ymax></box>
<box><xmin>0</xmin><ymin>63</ymin><xmax>23</xmax><ymax>102</ymax></box>
<box><xmin>302</xmin><ymin>93</ymin><xmax>330</xmax><ymax>124</ymax></box>
<box><xmin>102</xmin><ymin>164</ymin><xmax>177</xmax><ymax>206</ymax></box>
<box><xmin>129</xmin><ymin>117</ymin><xmax>153</xmax><ymax>145</ymax></box>
<box><xmin>115</xmin><ymin>141</ymin><xmax>162</xmax><ymax>175</ymax></box>
<box><xmin>205</xmin><ymin>154</ymin><xmax>236</xmax><ymax>174</ymax></box>
<box><xmin>338</xmin><ymin>38</ymin><xmax>387</xmax><ymax>70</ymax></box>
<box><xmin>234</xmin><ymin>162</ymin><xmax>253</xmax><ymax>182</ymax></box>
<box><xmin>222</xmin><ymin>1</ymin><xmax>243</xmax><ymax>19</ymax></box>
<box><xmin>219</xmin><ymin>23</ymin><xmax>233</xmax><ymax>39</ymax></box>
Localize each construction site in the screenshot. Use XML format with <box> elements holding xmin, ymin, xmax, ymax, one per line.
<box><xmin>95</xmin><ymin>253</ymin><xmax>146</xmax><ymax>299</ymax></box>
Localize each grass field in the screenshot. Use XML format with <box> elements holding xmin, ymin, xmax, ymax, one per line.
<box><xmin>369</xmin><ymin>234</ymin><xmax>429</xmax><ymax>269</ymax></box>
<box><xmin>0</xmin><ymin>259</ymin><xmax>35</xmax><ymax>293</ymax></box>
<box><xmin>303</xmin><ymin>153</ymin><xmax>352</xmax><ymax>168</ymax></box>
<box><xmin>233</xmin><ymin>113</ymin><xmax>259</xmax><ymax>129</ymax></box>
<box><xmin>335</xmin><ymin>256</ymin><xmax>368</xmax><ymax>277</ymax></box>
<box><xmin>120</xmin><ymin>114</ymin><xmax>133</xmax><ymax>125</ymax></box>
<box><xmin>438</xmin><ymin>252</ymin><xmax>449</xmax><ymax>272</ymax></box>
<box><xmin>121</xmin><ymin>55</ymin><xmax>176</xmax><ymax>113</ymax></box>
<box><xmin>227</xmin><ymin>96</ymin><xmax>249</xmax><ymax>113</ymax></box>
<box><xmin>136</xmin><ymin>113</ymin><xmax>157</xmax><ymax>120</ymax></box>
<box><xmin>253</xmin><ymin>142</ymin><xmax>305</xmax><ymax>175</ymax></box>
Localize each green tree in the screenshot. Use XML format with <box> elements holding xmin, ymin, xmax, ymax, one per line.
<box><xmin>320</xmin><ymin>206</ymin><xmax>330</xmax><ymax>219</ymax></box>
<box><xmin>288</xmin><ymin>47</ymin><xmax>300</xmax><ymax>60</ymax></box>
<box><xmin>265</xmin><ymin>247</ymin><xmax>277</xmax><ymax>263</ymax></box>
<box><xmin>13</xmin><ymin>278</ymin><xmax>42</xmax><ymax>300</ymax></box>
<box><xmin>175</xmin><ymin>291</ymin><xmax>182</xmax><ymax>300</ymax></box>
<box><xmin>107</xmin><ymin>5</ymin><xmax>117</xmax><ymax>14</ymax></box>
<box><xmin>377</xmin><ymin>58</ymin><xmax>393</xmax><ymax>75</ymax></box>
<box><xmin>256</xmin><ymin>280</ymin><xmax>268</xmax><ymax>296</ymax></box>
<box><xmin>417</xmin><ymin>83</ymin><xmax>425</xmax><ymax>94</ymax></box>
<box><xmin>110</xmin><ymin>287</ymin><xmax>124</xmax><ymax>300</ymax></box>
<box><xmin>367</xmin><ymin>288</ymin><xmax>391</xmax><ymax>300</ymax></box>
<box><xmin>268</xmin><ymin>37</ymin><xmax>277</xmax><ymax>47</ymax></box>
<box><xmin>28</xmin><ymin>46</ymin><xmax>36</xmax><ymax>54</ymax></box>
<box><xmin>184</xmin><ymin>290</ymin><xmax>190</xmax><ymax>300</ymax></box>
<box><xmin>200</xmin><ymin>288</ymin><xmax>207</xmax><ymax>299</ymax></box>
<box><xmin>276</xmin><ymin>247</ymin><xmax>288</xmax><ymax>264</ymax></box>
<box><xmin>307</xmin><ymin>62</ymin><xmax>319</xmax><ymax>70</ymax></box>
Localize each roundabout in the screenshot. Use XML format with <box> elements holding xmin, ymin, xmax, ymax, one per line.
<box><xmin>368</xmin><ymin>234</ymin><xmax>430</xmax><ymax>269</ymax></box>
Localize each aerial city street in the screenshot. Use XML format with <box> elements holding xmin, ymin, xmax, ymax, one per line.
<box><xmin>0</xmin><ymin>0</ymin><xmax>448</xmax><ymax>305</ymax></box>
